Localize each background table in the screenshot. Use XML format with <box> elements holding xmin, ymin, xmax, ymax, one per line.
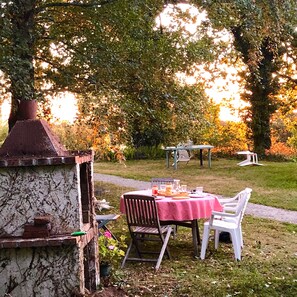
<box><xmin>120</xmin><ymin>190</ymin><xmax>222</xmax><ymax>257</ymax></box>
<box><xmin>164</xmin><ymin>145</ymin><xmax>214</xmax><ymax>170</ymax></box>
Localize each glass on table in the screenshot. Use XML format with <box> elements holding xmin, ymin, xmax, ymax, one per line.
<box><xmin>180</xmin><ymin>185</ymin><xmax>187</xmax><ymax>193</ymax></box>
<box><xmin>152</xmin><ymin>185</ymin><xmax>158</xmax><ymax>195</ymax></box>
<box><xmin>196</xmin><ymin>186</ymin><xmax>203</xmax><ymax>194</ymax></box>
<box><xmin>173</xmin><ymin>179</ymin><xmax>180</xmax><ymax>193</ymax></box>
<box><xmin>160</xmin><ymin>184</ymin><xmax>166</xmax><ymax>191</ymax></box>
<box><xmin>165</xmin><ymin>184</ymin><xmax>173</xmax><ymax>196</ymax></box>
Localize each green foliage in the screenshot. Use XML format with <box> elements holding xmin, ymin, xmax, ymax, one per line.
<box><xmin>51</xmin><ymin>121</ymin><xmax>93</xmax><ymax>151</ymax></box>
<box><xmin>210</xmin><ymin>121</ymin><xmax>250</xmax><ymax>157</ymax></box>
<box><xmin>198</xmin><ymin>0</ymin><xmax>297</xmax><ymax>155</ymax></box>
<box><xmin>51</xmin><ymin>121</ymin><xmax>125</xmax><ymax>162</ymax></box>
<box><xmin>98</xmin><ymin>231</ymin><xmax>126</xmax><ymax>267</ymax></box>
<box><xmin>268</xmin><ymin>110</ymin><xmax>297</xmax><ymax>161</ymax></box>
<box><xmin>187</xmin><ymin>103</ymin><xmax>250</xmax><ymax>156</ymax></box>
<box><xmin>0</xmin><ymin>122</ymin><xmax>8</xmax><ymax>146</ymax></box>
<box><xmin>1</xmin><ymin>0</ymin><xmax>296</xmax><ymax>157</ymax></box>
<box><xmin>271</xmin><ymin>112</ymin><xmax>293</xmax><ymax>144</ymax></box>
<box><xmin>123</xmin><ymin>145</ymin><xmax>165</xmax><ymax>160</ymax></box>
<box><xmin>70</xmin><ymin>1</ymin><xmax>214</xmax><ymax>148</ymax></box>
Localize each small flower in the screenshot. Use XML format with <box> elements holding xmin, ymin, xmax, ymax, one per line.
<box><xmin>104</xmin><ymin>231</ymin><xmax>112</xmax><ymax>238</ymax></box>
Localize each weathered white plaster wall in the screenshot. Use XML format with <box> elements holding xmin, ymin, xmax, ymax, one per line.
<box><xmin>0</xmin><ymin>164</ymin><xmax>82</xmax><ymax>237</ymax></box>
<box><xmin>0</xmin><ymin>245</ymin><xmax>83</xmax><ymax>296</ymax></box>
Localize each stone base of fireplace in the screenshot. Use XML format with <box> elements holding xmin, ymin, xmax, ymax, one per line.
<box><xmin>0</xmin><ymin>119</ymin><xmax>99</xmax><ymax>295</ymax></box>
<box><xmin>0</xmin><ymin>227</ymin><xmax>98</xmax><ymax>296</ymax></box>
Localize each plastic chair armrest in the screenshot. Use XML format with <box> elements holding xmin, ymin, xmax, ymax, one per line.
<box><xmin>223</xmin><ymin>206</ymin><xmax>237</xmax><ymax>212</ymax></box>
<box><xmin>219</xmin><ymin>197</ymin><xmax>238</xmax><ymax>204</ymax></box>
<box><xmin>212</xmin><ymin>211</ymin><xmax>236</xmax><ymax>218</ymax></box>
<box><xmin>223</xmin><ymin>202</ymin><xmax>237</xmax><ymax>207</ymax></box>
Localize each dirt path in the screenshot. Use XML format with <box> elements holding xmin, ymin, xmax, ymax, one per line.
<box><xmin>94</xmin><ymin>173</ymin><xmax>297</xmax><ymax>224</ymax></box>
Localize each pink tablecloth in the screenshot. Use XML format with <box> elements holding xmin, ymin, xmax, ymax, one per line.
<box><xmin>120</xmin><ymin>190</ymin><xmax>223</xmax><ymax>221</ymax></box>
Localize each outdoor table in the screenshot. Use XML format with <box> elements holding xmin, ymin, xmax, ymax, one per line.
<box><xmin>164</xmin><ymin>145</ymin><xmax>214</xmax><ymax>170</ymax></box>
<box><xmin>120</xmin><ymin>189</ymin><xmax>223</xmax><ymax>257</ymax></box>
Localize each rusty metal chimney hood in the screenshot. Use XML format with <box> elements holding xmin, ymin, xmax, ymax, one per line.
<box><xmin>0</xmin><ymin>119</ymin><xmax>68</xmax><ymax>157</ymax></box>
<box><xmin>0</xmin><ymin>119</ymin><xmax>92</xmax><ymax>167</ymax></box>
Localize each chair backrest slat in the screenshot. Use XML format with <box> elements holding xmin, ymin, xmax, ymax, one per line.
<box><xmin>151</xmin><ymin>178</ymin><xmax>174</xmax><ymax>188</ymax></box>
<box><xmin>123</xmin><ymin>194</ymin><xmax>160</xmax><ymax>229</ymax></box>
<box><xmin>234</xmin><ymin>188</ymin><xmax>252</xmax><ymax>224</ymax></box>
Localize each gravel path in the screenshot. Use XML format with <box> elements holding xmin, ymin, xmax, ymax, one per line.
<box><xmin>94</xmin><ymin>173</ymin><xmax>297</xmax><ymax>225</ymax></box>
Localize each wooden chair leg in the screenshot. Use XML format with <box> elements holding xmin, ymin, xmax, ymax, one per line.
<box><xmin>121</xmin><ymin>241</ymin><xmax>133</xmax><ymax>268</ymax></box>
<box><xmin>155</xmin><ymin>226</ymin><xmax>172</xmax><ymax>270</ymax></box>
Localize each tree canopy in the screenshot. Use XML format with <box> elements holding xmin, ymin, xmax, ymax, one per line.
<box><xmin>0</xmin><ymin>0</ymin><xmax>296</xmax><ymax>155</ymax></box>
<box><xmin>195</xmin><ymin>0</ymin><xmax>297</xmax><ymax>154</ymax></box>
<box><xmin>0</xmin><ymin>0</ymin><xmax>218</xmax><ymax>147</ymax></box>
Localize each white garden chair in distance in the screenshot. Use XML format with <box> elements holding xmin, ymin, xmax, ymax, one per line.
<box><xmin>174</xmin><ymin>142</ymin><xmax>193</xmax><ymax>165</ymax></box>
<box><xmin>237</xmin><ymin>151</ymin><xmax>263</xmax><ymax>166</ymax></box>
<box><xmin>177</xmin><ymin>149</ymin><xmax>191</xmax><ymax>163</ymax></box>
<box><xmin>200</xmin><ymin>188</ymin><xmax>252</xmax><ymax>261</ymax></box>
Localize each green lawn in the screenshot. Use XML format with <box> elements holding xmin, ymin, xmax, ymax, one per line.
<box><xmin>94</xmin><ymin>158</ymin><xmax>297</xmax><ymax>211</ymax></box>
<box><xmin>93</xmin><ymin>159</ymin><xmax>297</xmax><ymax>296</ymax></box>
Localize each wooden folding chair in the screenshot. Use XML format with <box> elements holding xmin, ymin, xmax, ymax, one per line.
<box><xmin>121</xmin><ymin>194</ymin><xmax>173</xmax><ymax>270</ymax></box>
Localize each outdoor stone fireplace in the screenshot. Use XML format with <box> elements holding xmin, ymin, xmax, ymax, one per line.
<box><xmin>0</xmin><ymin>119</ymin><xmax>99</xmax><ymax>296</ymax></box>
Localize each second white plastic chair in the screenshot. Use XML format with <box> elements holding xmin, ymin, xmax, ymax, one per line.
<box><xmin>218</xmin><ymin>188</ymin><xmax>252</xmax><ymax>247</ymax></box>
<box><xmin>200</xmin><ymin>188</ymin><xmax>252</xmax><ymax>260</ymax></box>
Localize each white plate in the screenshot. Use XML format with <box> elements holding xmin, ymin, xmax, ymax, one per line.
<box><xmin>155</xmin><ymin>196</ymin><xmax>166</xmax><ymax>200</ymax></box>
<box><xmin>171</xmin><ymin>196</ymin><xmax>190</xmax><ymax>200</ymax></box>
<box><xmin>189</xmin><ymin>193</ymin><xmax>206</xmax><ymax>198</ymax></box>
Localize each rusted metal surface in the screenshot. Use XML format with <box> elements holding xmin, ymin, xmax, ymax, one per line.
<box><xmin>0</xmin><ymin>119</ymin><xmax>69</xmax><ymax>158</ymax></box>
<box><xmin>0</xmin><ymin>119</ymin><xmax>93</xmax><ymax>167</ymax></box>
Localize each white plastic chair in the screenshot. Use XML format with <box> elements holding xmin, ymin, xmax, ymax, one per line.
<box><xmin>218</xmin><ymin>188</ymin><xmax>250</xmax><ymax>213</ymax></box>
<box><xmin>218</xmin><ymin>188</ymin><xmax>252</xmax><ymax>247</ymax></box>
<box><xmin>237</xmin><ymin>151</ymin><xmax>262</xmax><ymax>166</ymax></box>
<box><xmin>200</xmin><ymin>188</ymin><xmax>252</xmax><ymax>260</ymax></box>
<box><xmin>177</xmin><ymin>149</ymin><xmax>191</xmax><ymax>163</ymax></box>
<box><xmin>171</xmin><ymin>149</ymin><xmax>192</xmax><ymax>166</ymax></box>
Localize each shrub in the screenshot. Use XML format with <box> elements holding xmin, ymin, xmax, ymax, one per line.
<box><xmin>123</xmin><ymin>145</ymin><xmax>165</xmax><ymax>160</ymax></box>
<box><xmin>51</xmin><ymin>121</ymin><xmax>125</xmax><ymax>162</ymax></box>
<box><xmin>98</xmin><ymin>231</ymin><xmax>127</xmax><ymax>267</ymax></box>
<box><xmin>265</xmin><ymin>137</ymin><xmax>297</xmax><ymax>161</ymax></box>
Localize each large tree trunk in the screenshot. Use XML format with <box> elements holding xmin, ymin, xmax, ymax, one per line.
<box><xmin>7</xmin><ymin>0</ymin><xmax>36</xmax><ymax>131</ymax></box>
<box><xmin>249</xmin><ymin>82</ymin><xmax>273</xmax><ymax>154</ymax></box>
<box><xmin>247</xmin><ymin>40</ymin><xmax>279</xmax><ymax>155</ymax></box>
<box><xmin>232</xmin><ymin>28</ymin><xmax>279</xmax><ymax>155</ymax></box>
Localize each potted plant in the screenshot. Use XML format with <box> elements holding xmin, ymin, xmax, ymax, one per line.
<box><xmin>98</xmin><ymin>231</ymin><xmax>126</xmax><ymax>277</ymax></box>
